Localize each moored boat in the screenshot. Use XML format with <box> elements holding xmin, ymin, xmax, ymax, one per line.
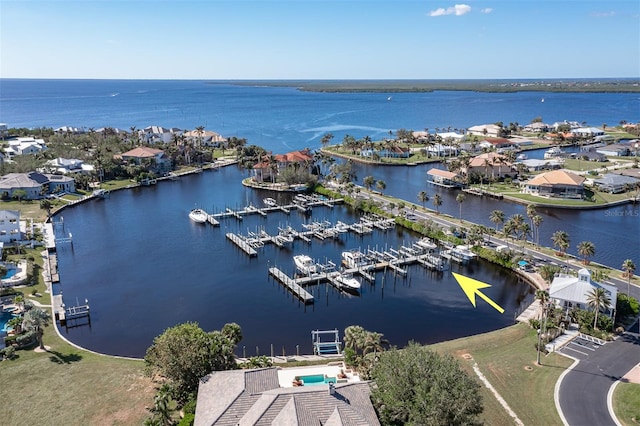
<box><xmin>415</xmin><ymin>237</ymin><xmax>437</xmax><ymax>252</ymax></box>
<box><xmin>189</xmin><ymin>208</ymin><xmax>208</xmax><ymax>223</ymax></box>
<box><xmin>544</xmin><ymin>146</ymin><xmax>564</xmax><ymax>159</ymax></box>
<box><xmin>334</xmin><ymin>271</ymin><xmax>361</xmax><ymax>290</ymax></box>
<box><xmin>342</xmin><ymin>250</ymin><xmax>369</xmax><ymax>269</ymax></box>
<box><xmin>263</xmin><ymin>198</ymin><xmax>277</xmax><ymax>207</ymax></box>
<box><xmin>293</xmin><ymin>254</ymin><xmax>317</xmax><ymax>275</ymax></box>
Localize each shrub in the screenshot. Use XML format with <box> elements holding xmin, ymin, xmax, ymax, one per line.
<box><xmin>16</xmin><ymin>330</ymin><xmax>37</xmax><ymax>347</ymax></box>
<box><xmin>2</xmin><ymin>345</ymin><xmax>16</xmax><ymax>360</ymax></box>
<box><xmin>178</xmin><ymin>413</ymin><xmax>194</xmax><ymax>426</ymax></box>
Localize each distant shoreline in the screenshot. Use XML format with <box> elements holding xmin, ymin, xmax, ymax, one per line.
<box><xmin>209</xmin><ymin>78</ymin><xmax>640</xmax><ymax>94</ymax></box>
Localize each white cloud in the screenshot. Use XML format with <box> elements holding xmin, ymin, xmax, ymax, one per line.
<box><xmin>481</xmin><ymin>8</ymin><xmax>492</xmax><ymax>14</ymax></box>
<box><xmin>429</xmin><ymin>4</ymin><xmax>472</xmax><ymax>17</ymax></box>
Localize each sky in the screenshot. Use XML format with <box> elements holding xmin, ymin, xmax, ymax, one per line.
<box><xmin>1</xmin><ymin>0</ymin><xmax>639</xmax><ymax>80</ymax></box>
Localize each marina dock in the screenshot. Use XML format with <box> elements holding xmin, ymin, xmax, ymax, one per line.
<box><xmin>269</xmin><ymin>267</ymin><xmax>315</xmax><ymax>303</ymax></box>
<box><xmin>226</xmin><ymin>233</ymin><xmax>258</xmax><ymax>256</ymax></box>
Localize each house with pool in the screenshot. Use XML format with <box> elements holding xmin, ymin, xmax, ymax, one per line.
<box><xmin>195</xmin><ymin>364</ymin><xmax>379</xmax><ymax>425</ymax></box>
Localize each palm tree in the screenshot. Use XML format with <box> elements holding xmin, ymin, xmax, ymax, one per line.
<box><xmin>417</xmin><ymin>191</ymin><xmax>429</xmax><ymax>208</ymax></box>
<box><xmin>320</xmin><ymin>133</ymin><xmax>334</xmax><ymax>148</ymax></box>
<box><xmin>489</xmin><ymin>210</ymin><xmax>505</xmax><ymax>232</ymax></box>
<box><xmin>551</xmin><ymin>230</ymin><xmax>570</xmax><ymax>256</ymax></box>
<box><xmin>577</xmin><ymin>241</ymin><xmax>596</xmax><ymax>265</ymax></box>
<box><xmin>535</xmin><ymin>289</ymin><xmax>550</xmax><ymax>319</ymax></box>
<box><xmin>526</xmin><ymin>204</ymin><xmax>537</xmax><ymax>241</ymax></box>
<box><xmin>343</xmin><ymin>325</ymin><xmax>366</xmax><ymax>353</ymax></box>
<box><xmin>23</xmin><ymin>306</ymin><xmax>51</xmax><ymax>350</ymax></box>
<box><xmin>532</xmin><ymin>215</ymin><xmax>543</xmax><ymax>246</ymax></box>
<box><xmin>363</xmin><ymin>175</ymin><xmax>375</xmax><ymax>191</ymax></box>
<box><xmin>375</xmin><ymin>180</ymin><xmax>386</xmax><ymax>194</ymax></box>
<box><xmin>586</xmin><ymin>287</ymin><xmax>611</xmax><ymax>330</ymax></box>
<box><xmin>622</xmin><ymin>259</ymin><xmax>636</xmax><ymax>297</ymax></box>
<box><xmin>456</xmin><ymin>192</ymin><xmax>466</xmax><ymax>221</ymax></box>
<box><xmin>432</xmin><ymin>194</ymin><xmax>442</xmax><ymax>214</ymax></box>
<box><xmin>362</xmin><ymin>331</ymin><xmax>388</xmax><ymax>356</ymax></box>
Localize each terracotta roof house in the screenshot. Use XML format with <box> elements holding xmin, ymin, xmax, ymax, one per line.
<box><xmin>253</xmin><ymin>149</ymin><xmax>314</xmax><ymax>183</ymax></box>
<box><xmin>462</xmin><ymin>152</ymin><xmax>516</xmax><ymax>180</ymax></box>
<box><xmin>549</xmin><ymin>269</ymin><xmax>617</xmax><ymax>318</ymax></box>
<box><xmin>120</xmin><ymin>147</ymin><xmax>171</xmax><ymax>174</ymax></box>
<box><xmin>194</xmin><ymin>367</ymin><xmax>380</xmax><ymax>426</ymax></box>
<box><xmin>523</xmin><ymin>170</ymin><xmax>585</xmax><ymax>198</ymax></box>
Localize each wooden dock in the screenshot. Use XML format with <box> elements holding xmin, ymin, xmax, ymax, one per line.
<box><xmin>226</xmin><ymin>233</ymin><xmax>258</xmax><ymax>256</ymax></box>
<box><xmin>269</xmin><ymin>267</ymin><xmax>314</xmax><ymax>303</ymax></box>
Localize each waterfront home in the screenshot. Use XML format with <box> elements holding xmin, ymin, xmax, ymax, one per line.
<box><xmin>461</xmin><ymin>152</ymin><xmax>516</xmax><ymax>180</ymax></box>
<box><xmin>119</xmin><ymin>147</ymin><xmax>172</xmax><ymax>174</ymax></box>
<box><xmin>195</xmin><ymin>367</ymin><xmax>379</xmax><ymax>426</ymax></box>
<box><xmin>552</xmin><ymin>121</ymin><xmax>581</xmax><ymax>131</ymax></box>
<box><xmin>467</xmin><ymin>124</ymin><xmax>501</xmax><ymax>137</ymax></box>
<box><xmin>427</xmin><ymin>168</ymin><xmax>462</xmax><ymax>187</ymax></box>
<box><xmin>478</xmin><ymin>137</ymin><xmax>517</xmax><ymax>152</ymax></box>
<box><xmin>596</xmin><ymin>144</ymin><xmax>631</xmax><ymax>157</ymax></box>
<box><xmin>3</xmin><ymin>137</ymin><xmax>47</xmax><ymax>160</ymax></box>
<box><xmin>40</xmin><ymin>158</ymin><xmax>94</xmax><ymax>175</ymax></box>
<box><xmin>593</xmin><ymin>173</ymin><xmax>640</xmax><ymax>194</ymax></box>
<box><xmin>0</xmin><ymin>172</ymin><xmax>76</xmax><ymax>200</ymax></box>
<box><xmin>0</xmin><ymin>210</ymin><xmax>21</xmax><ymax>243</ymax></box>
<box><xmin>523</xmin><ymin>170</ymin><xmax>585</xmax><ymax>199</ymax></box>
<box><xmin>424</xmin><ymin>143</ymin><xmax>459</xmax><ymax>157</ymax></box>
<box><xmin>139</xmin><ymin>125</ymin><xmax>183</xmax><ymax>144</ymax></box>
<box><xmin>522</xmin><ymin>122</ymin><xmax>551</xmax><ymax>133</ymax></box>
<box><xmin>252</xmin><ymin>149</ymin><xmax>314</xmax><ymax>183</ymax></box>
<box><xmin>519</xmin><ymin>158</ymin><xmax>564</xmax><ymax>172</ymax></box>
<box><xmin>54</xmin><ymin>126</ymin><xmax>85</xmax><ymax>134</ymax></box>
<box><xmin>362</xmin><ymin>145</ymin><xmax>410</xmax><ymax>158</ymax></box>
<box><xmin>183</xmin><ymin>129</ymin><xmax>228</xmax><ymax>148</ymax></box>
<box><xmin>549</xmin><ymin>269</ymin><xmax>617</xmax><ymax>319</ymax></box>
<box><xmin>571</xmin><ymin>127</ymin><xmax>605</xmax><ymax>138</ymax></box>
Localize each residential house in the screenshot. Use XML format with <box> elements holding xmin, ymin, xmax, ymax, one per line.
<box><xmin>54</xmin><ymin>126</ymin><xmax>85</xmax><ymax>134</ymax></box>
<box><xmin>40</xmin><ymin>158</ymin><xmax>94</xmax><ymax>175</ymax></box>
<box><xmin>253</xmin><ymin>149</ymin><xmax>314</xmax><ymax>183</ymax></box>
<box><xmin>596</xmin><ymin>144</ymin><xmax>631</xmax><ymax>157</ymax></box>
<box><xmin>362</xmin><ymin>145</ymin><xmax>410</xmax><ymax>158</ymax></box>
<box><xmin>120</xmin><ymin>147</ymin><xmax>172</xmax><ymax>174</ymax></box>
<box><xmin>424</xmin><ymin>143</ymin><xmax>459</xmax><ymax>157</ymax></box>
<box><xmin>478</xmin><ymin>138</ymin><xmax>517</xmax><ymax>152</ymax></box>
<box><xmin>523</xmin><ymin>170</ymin><xmax>585</xmax><ymax>198</ymax></box>
<box><xmin>519</xmin><ymin>158</ymin><xmax>564</xmax><ymax>172</ymax></box>
<box><xmin>183</xmin><ymin>129</ymin><xmax>227</xmax><ymax>148</ymax></box>
<box><xmin>0</xmin><ymin>210</ymin><xmax>21</xmax><ymax>243</ymax></box>
<box><xmin>0</xmin><ymin>172</ymin><xmax>76</xmax><ymax>199</ymax></box>
<box><xmin>427</xmin><ymin>168</ymin><xmax>462</xmax><ymax>187</ymax></box>
<box><xmin>194</xmin><ymin>367</ymin><xmax>380</xmax><ymax>426</ymax></box>
<box><xmin>462</xmin><ymin>152</ymin><xmax>516</xmax><ymax>180</ymax></box>
<box><xmin>593</xmin><ymin>173</ymin><xmax>640</xmax><ymax>194</ymax></box>
<box><xmin>467</xmin><ymin>124</ymin><xmax>501</xmax><ymax>137</ymax></box>
<box><xmin>552</xmin><ymin>121</ymin><xmax>581</xmax><ymax>131</ymax></box>
<box><xmin>4</xmin><ymin>137</ymin><xmax>47</xmax><ymax>160</ymax></box>
<box><xmin>549</xmin><ymin>269</ymin><xmax>617</xmax><ymax>319</ymax></box>
<box><xmin>0</xmin><ymin>123</ymin><xmax>8</xmax><ymax>139</ymax></box>
<box><xmin>522</xmin><ymin>122</ymin><xmax>550</xmax><ymax>133</ymax></box>
<box><xmin>571</xmin><ymin>127</ymin><xmax>605</xmax><ymax>138</ymax></box>
<box><xmin>139</xmin><ymin>126</ymin><xmax>183</xmax><ymax>144</ymax></box>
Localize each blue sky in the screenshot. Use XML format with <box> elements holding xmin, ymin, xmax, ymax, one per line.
<box><xmin>1</xmin><ymin>0</ymin><xmax>639</xmax><ymax>79</ymax></box>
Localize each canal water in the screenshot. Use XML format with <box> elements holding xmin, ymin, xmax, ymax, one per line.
<box><xmin>54</xmin><ymin>166</ymin><xmax>533</xmax><ymax>358</ymax></box>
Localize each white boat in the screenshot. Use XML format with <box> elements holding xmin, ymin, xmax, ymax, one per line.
<box><xmin>544</xmin><ymin>146</ymin><xmax>564</xmax><ymax>159</ymax></box>
<box><xmin>453</xmin><ymin>245</ymin><xmax>477</xmax><ymax>261</ymax></box>
<box><xmin>516</xmin><ymin>153</ymin><xmax>527</xmax><ymax>161</ymax></box>
<box><xmin>335</xmin><ymin>271</ymin><xmax>361</xmax><ymax>290</ymax></box>
<box><xmin>415</xmin><ymin>237</ymin><xmax>437</xmax><ymax>252</ymax></box>
<box><xmin>263</xmin><ymin>198</ymin><xmax>277</xmax><ymax>207</ymax></box>
<box><xmin>335</xmin><ymin>221</ymin><xmax>350</xmax><ymax>233</ymax></box>
<box><xmin>541</xmin><ymin>98</ymin><xmax>545</xmax><ymax>103</ymax></box>
<box><xmin>293</xmin><ymin>254</ymin><xmax>317</xmax><ymax>275</ymax></box>
<box><xmin>189</xmin><ymin>208</ymin><xmax>208</xmax><ymax>224</ymax></box>
<box><xmin>342</xmin><ymin>250</ymin><xmax>369</xmax><ymax>269</ymax></box>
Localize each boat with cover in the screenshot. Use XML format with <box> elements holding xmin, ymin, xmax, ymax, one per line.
<box><xmin>342</xmin><ymin>250</ymin><xmax>369</xmax><ymax>269</ymax></box>
<box><xmin>293</xmin><ymin>254</ymin><xmax>317</xmax><ymax>275</ymax></box>
<box><xmin>415</xmin><ymin>237</ymin><xmax>437</xmax><ymax>252</ymax></box>
<box><xmin>189</xmin><ymin>208</ymin><xmax>208</xmax><ymax>223</ymax></box>
<box><xmin>334</xmin><ymin>271</ymin><xmax>361</xmax><ymax>290</ymax></box>
<box><xmin>263</xmin><ymin>198</ymin><xmax>277</xmax><ymax>207</ymax></box>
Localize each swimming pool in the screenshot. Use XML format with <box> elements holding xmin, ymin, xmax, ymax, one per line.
<box><xmin>2</xmin><ymin>268</ymin><xmax>16</xmax><ymax>279</ymax></box>
<box><xmin>298</xmin><ymin>374</ymin><xmax>337</xmax><ymax>386</ymax></box>
<box><xmin>0</xmin><ymin>310</ymin><xmax>16</xmax><ymax>332</ymax></box>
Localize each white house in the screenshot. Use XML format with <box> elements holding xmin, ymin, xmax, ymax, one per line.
<box><xmin>139</xmin><ymin>126</ymin><xmax>183</xmax><ymax>144</ymax></box>
<box><xmin>183</xmin><ymin>129</ymin><xmax>227</xmax><ymax>147</ymax></box>
<box><xmin>467</xmin><ymin>124</ymin><xmax>501</xmax><ymax>137</ymax></box>
<box><xmin>572</xmin><ymin>127</ymin><xmax>605</xmax><ymax>138</ymax></box>
<box><xmin>0</xmin><ymin>210</ymin><xmax>21</xmax><ymax>243</ymax></box>
<box><xmin>596</xmin><ymin>144</ymin><xmax>631</xmax><ymax>157</ymax></box>
<box><xmin>40</xmin><ymin>158</ymin><xmax>94</xmax><ymax>175</ymax></box>
<box><xmin>522</xmin><ymin>122</ymin><xmax>550</xmax><ymax>132</ymax></box>
<box><xmin>549</xmin><ymin>269</ymin><xmax>617</xmax><ymax>319</ymax></box>
<box><xmin>4</xmin><ymin>137</ymin><xmax>47</xmax><ymax>159</ymax></box>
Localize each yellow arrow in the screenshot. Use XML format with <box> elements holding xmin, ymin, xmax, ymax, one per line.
<box><xmin>452</xmin><ymin>272</ymin><xmax>504</xmax><ymax>314</ymax></box>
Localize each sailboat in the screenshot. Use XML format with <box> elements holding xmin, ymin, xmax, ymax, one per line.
<box><xmin>387</xmin><ymin>96</ymin><xmax>392</xmax><ymax>101</ymax></box>
<box><xmin>541</xmin><ymin>98</ymin><xmax>545</xmax><ymax>103</ymax></box>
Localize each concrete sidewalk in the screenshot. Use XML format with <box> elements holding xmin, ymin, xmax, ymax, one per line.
<box><xmin>545</xmin><ymin>324</ymin><xmax>580</xmax><ymax>353</ymax></box>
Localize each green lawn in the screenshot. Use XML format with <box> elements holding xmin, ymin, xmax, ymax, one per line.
<box><xmin>614</xmin><ymin>382</ymin><xmax>640</xmax><ymax>426</ymax></box>
<box><xmin>430</xmin><ymin>323</ymin><xmax>573</xmax><ymax>426</ymax></box>
<box><xmin>0</xmin><ymin>331</ymin><xmax>154</xmax><ymax>426</ymax></box>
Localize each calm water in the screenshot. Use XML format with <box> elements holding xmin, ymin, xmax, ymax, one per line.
<box><xmin>55</xmin><ymin>166</ymin><xmax>532</xmax><ymax>358</ymax></box>
<box><xmin>2</xmin><ymin>79</ymin><xmax>638</xmax><ymax>356</ymax></box>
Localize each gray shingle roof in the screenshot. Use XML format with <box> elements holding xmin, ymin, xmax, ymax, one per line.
<box><xmin>195</xmin><ymin>368</ymin><xmax>380</xmax><ymax>426</ymax></box>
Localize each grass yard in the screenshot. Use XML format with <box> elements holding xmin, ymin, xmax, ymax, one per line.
<box><xmin>614</xmin><ymin>383</ymin><xmax>640</xmax><ymax>426</ymax></box>
<box><xmin>430</xmin><ymin>323</ymin><xmax>573</xmax><ymax>426</ymax></box>
<box><xmin>0</xmin><ymin>330</ymin><xmax>154</xmax><ymax>426</ymax></box>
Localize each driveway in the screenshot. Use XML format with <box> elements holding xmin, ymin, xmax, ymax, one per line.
<box><xmin>557</xmin><ymin>329</ymin><xmax>640</xmax><ymax>426</ymax></box>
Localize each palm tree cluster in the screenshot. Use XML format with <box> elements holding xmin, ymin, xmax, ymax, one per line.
<box><xmin>343</xmin><ymin>325</ymin><xmax>389</xmax><ymax>376</ymax></box>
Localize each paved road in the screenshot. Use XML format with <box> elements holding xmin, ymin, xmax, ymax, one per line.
<box><xmin>558</xmin><ymin>328</ymin><xmax>640</xmax><ymax>426</ymax></box>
